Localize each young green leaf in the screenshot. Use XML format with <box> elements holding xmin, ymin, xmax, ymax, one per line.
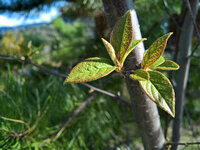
<box><xmin>110</xmin><ymin>10</ymin><xmax>133</xmax><ymax>57</ymax></box>
<box><xmin>130</xmin><ymin>69</ymin><xmax>149</xmax><ymax>81</ymax></box>
<box><xmin>148</xmin><ymin>56</ymin><xmax>165</xmax><ymax>69</ymax></box>
<box><xmin>120</xmin><ymin>38</ymin><xmax>147</xmax><ymax>65</ymax></box>
<box><xmin>28</xmin><ymin>41</ymin><xmax>32</xmax><ymax>49</ymax></box>
<box><xmin>141</xmin><ymin>32</ymin><xmax>173</xmax><ymax>69</ymax></box>
<box><xmin>150</xmin><ymin>60</ymin><xmax>179</xmax><ymax>70</ymax></box>
<box><xmin>101</xmin><ymin>38</ymin><xmax>117</xmax><ymax>65</ymax></box>
<box><xmin>28</xmin><ymin>43</ymin><xmax>46</xmax><ymax>56</ymax></box>
<box><xmin>139</xmin><ymin>71</ymin><xmax>175</xmax><ymax>117</ymax></box>
<box><xmin>64</xmin><ymin>57</ymin><xmax>116</xmax><ymax>84</ymax></box>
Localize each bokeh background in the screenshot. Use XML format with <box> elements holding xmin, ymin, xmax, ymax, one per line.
<box><xmin>0</xmin><ymin>0</ymin><xmax>200</xmax><ymax>149</ymax></box>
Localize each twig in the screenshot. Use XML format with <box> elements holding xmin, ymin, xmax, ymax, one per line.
<box><xmin>24</xmin><ymin>92</ymin><xmax>50</xmax><ymax>135</ymax></box>
<box><xmin>185</xmin><ymin>0</ymin><xmax>200</xmax><ymax>58</ymax></box>
<box><xmin>163</xmin><ymin>0</ymin><xmax>186</xmax><ymax>138</ymax></box>
<box><xmin>0</xmin><ymin>55</ymin><xmax>131</xmax><ymax>107</ymax></box>
<box><xmin>80</xmin><ymin>83</ymin><xmax>131</xmax><ymax>107</ymax></box>
<box><xmin>0</xmin><ymin>55</ymin><xmax>132</xmax><ymax>140</ymax></box>
<box><xmin>0</xmin><ymin>128</ymin><xmax>10</xmax><ymax>133</ymax></box>
<box><xmin>187</xmin><ymin>42</ymin><xmax>200</xmax><ymax>58</ymax></box>
<box><xmin>0</xmin><ymin>116</ymin><xmax>30</xmax><ymax>131</ymax></box>
<box><xmin>166</xmin><ymin>141</ymin><xmax>200</xmax><ymax>146</ymax></box>
<box><xmin>184</xmin><ymin>105</ymin><xmax>200</xmax><ymax>149</ymax></box>
<box><xmin>52</xmin><ymin>92</ymin><xmax>97</xmax><ymax>142</ymax></box>
<box><xmin>0</xmin><ymin>56</ymin><xmax>21</xmax><ymax>61</ymax></box>
<box><xmin>185</xmin><ymin>0</ymin><xmax>200</xmax><ymax>39</ymax></box>
<box><xmin>1</xmin><ymin>90</ymin><xmax>24</xmax><ymax>131</ymax></box>
<box><xmin>163</xmin><ymin>0</ymin><xmax>182</xmax><ymax>30</ymax></box>
<box><xmin>29</xmin><ymin>60</ymin><xmax>131</xmax><ymax>107</ymax></box>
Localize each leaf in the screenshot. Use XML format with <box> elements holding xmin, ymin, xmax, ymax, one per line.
<box><xmin>64</xmin><ymin>57</ymin><xmax>116</xmax><ymax>84</ymax></box>
<box><xmin>28</xmin><ymin>41</ymin><xmax>32</xmax><ymax>49</ymax></box>
<box><xmin>130</xmin><ymin>69</ymin><xmax>149</xmax><ymax>81</ymax></box>
<box><xmin>148</xmin><ymin>56</ymin><xmax>165</xmax><ymax>69</ymax></box>
<box><xmin>150</xmin><ymin>60</ymin><xmax>179</xmax><ymax>70</ymax></box>
<box><xmin>18</xmin><ymin>44</ymin><xmax>30</xmax><ymax>55</ymax></box>
<box><xmin>141</xmin><ymin>32</ymin><xmax>173</xmax><ymax>69</ymax></box>
<box><xmin>28</xmin><ymin>43</ymin><xmax>46</xmax><ymax>56</ymax></box>
<box><xmin>101</xmin><ymin>38</ymin><xmax>117</xmax><ymax>65</ymax></box>
<box><xmin>139</xmin><ymin>71</ymin><xmax>175</xmax><ymax>117</ymax></box>
<box><xmin>120</xmin><ymin>38</ymin><xmax>147</xmax><ymax>65</ymax></box>
<box><xmin>110</xmin><ymin>10</ymin><xmax>133</xmax><ymax>57</ymax></box>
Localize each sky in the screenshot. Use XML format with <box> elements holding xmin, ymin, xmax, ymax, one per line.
<box><xmin>0</xmin><ymin>2</ymin><xmax>65</xmax><ymax>27</ymax></box>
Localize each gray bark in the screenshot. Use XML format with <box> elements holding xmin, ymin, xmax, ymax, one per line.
<box><xmin>172</xmin><ymin>0</ymin><xmax>199</xmax><ymax>150</ymax></box>
<box><xmin>102</xmin><ymin>0</ymin><xmax>165</xmax><ymax>149</ymax></box>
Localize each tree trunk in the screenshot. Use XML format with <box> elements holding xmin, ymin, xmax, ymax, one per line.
<box><xmin>172</xmin><ymin>0</ymin><xmax>199</xmax><ymax>150</ymax></box>
<box><xmin>102</xmin><ymin>0</ymin><xmax>165</xmax><ymax>149</ymax></box>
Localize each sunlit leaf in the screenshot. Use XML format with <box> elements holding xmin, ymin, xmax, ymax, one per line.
<box><xmin>148</xmin><ymin>56</ymin><xmax>165</xmax><ymax>69</ymax></box>
<box><xmin>139</xmin><ymin>71</ymin><xmax>175</xmax><ymax>117</ymax></box>
<box><xmin>120</xmin><ymin>38</ymin><xmax>147</xmax><ymax>65</ymax></box>
<box><xmin>130</xmin><ymin>69</ymin><xmax>149</xmax><ymax>81</ymax></box>
<box><xmin>141</xmin><ymin>32</ymin><xmax>173</xmax><ymax>69</ymax></box>
<box><xmin>64</xmin><ymin>57</ymin><xmax>116</xmax><ymax>83</ymax></box>
<box><xmin>150</xmin><ymin>60</ymin><xmax>179</xmax><ymax>70</ymax></box>
<box><xmin>110</xmin><ymin>10</ymin><xmax>133</xmax><ymax>57</ymax></box>
<box><xmin>27</xmin><ymin>41</ymin><xmax>32</xmax><ymax>49</ymax></box>
<box><xmin>101</xmin><ymin>38</ymin><xmax>117</xmax><ymax>65</ymax></box>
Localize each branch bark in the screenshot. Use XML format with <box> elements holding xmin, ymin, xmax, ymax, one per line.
<box><xmin>172</xmin><ymin>0</ymin><xmax>199</xmax><ymax>150</ymax></box>
<box><xmin>53</xmin><ymin>92</ymin><xmax>97</xmax><ymax>141</ymax></box>
<box><xmin>0</xmin><ymin>56</ymin><xmax>131</xmax><ymax>107</ymax></box>
<box><xmin>102</xmin><ymin>0</ymin><xmax>165</xmax><ymax>149</ymax></box>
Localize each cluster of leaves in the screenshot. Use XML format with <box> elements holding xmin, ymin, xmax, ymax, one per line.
<box><xmin>65</xmin><ymin>11</ymin><xmax>179</xmax><ymax>117</ymax></box>
<box><xmin>0</xmin><ymin>32</ymin><xmax>45</xmax><ymax>61</ymax></box>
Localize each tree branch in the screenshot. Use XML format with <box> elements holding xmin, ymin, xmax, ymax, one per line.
<box><xmin>0</xmin><ymin>55</ymin><xmax>131</xmax><ymax>107</ymax></box>
<box><xmin>185</xmin><ymin>0</ymin><xmax>200</xmax><ymax>58</ymax></box>
<box><xmin>184</xmin><ymin>105</ymin><xmax>200</xmax><ymax>149</ymax></box>
<box><xmin>166</xmin><ymin>142</ymin><xmax>200</xmax><ymax>146</ymax></box>
<box><xmin>186</xmin><ymin>0</ymin><xmax>200</xmax><ymax>39</ymax></box>
<box><xmin>163</xmin><ymin>0</ymin><xmax>182</xmax><ymax>30</ymax></box>
<box><xmin>102</xmin><ymin>0</ymin><xmax>165</xmax><ymax>149</ymax></box>
<box><xmin>80</xmin><ymin>83</ymin><xmax>131</xmax><ymax>107</ymax></box>
<box><xmin>52</xmin><ymin>92</ymin><xmax>97</xmax><ymax>141</ymax></box>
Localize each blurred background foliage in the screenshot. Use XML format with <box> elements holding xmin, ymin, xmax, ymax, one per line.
<box><xmin>0</xmin><ymin>0</ymin><xmax>200</xmax><ymax>149</ymax></box>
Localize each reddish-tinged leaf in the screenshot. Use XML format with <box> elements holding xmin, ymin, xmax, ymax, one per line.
<box><xmin>101</xmin><ymin>38</ymin><xmax>117</xmax><ymax>65</ymax></box>
<box><xmin>64</xmin><ymin>57</ymin><xmax>116</xmax><ymax>83</ymax></box>
<box><xmin>141</xmin><ymin>32</ymin><xmax>173</xmax><ymax>69</ymax></box>
<box><xmin>148</xmin><ymin>56</ymin><xmax>165</xmax><ymax>69</ymax></box>
<box><xmin>120</xmin><ymin>38</ymin><xmax>146</xmax><ymax>65</ymax></box>
<box><xmin>151</xmin><ymin>60</ymin><xmax>179</xmax><ymax>70</ymax></box>
<box><xmin>110</xmin><ymin>10</ymin><xmax>133</xmax><ymax>57</ymax></box>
